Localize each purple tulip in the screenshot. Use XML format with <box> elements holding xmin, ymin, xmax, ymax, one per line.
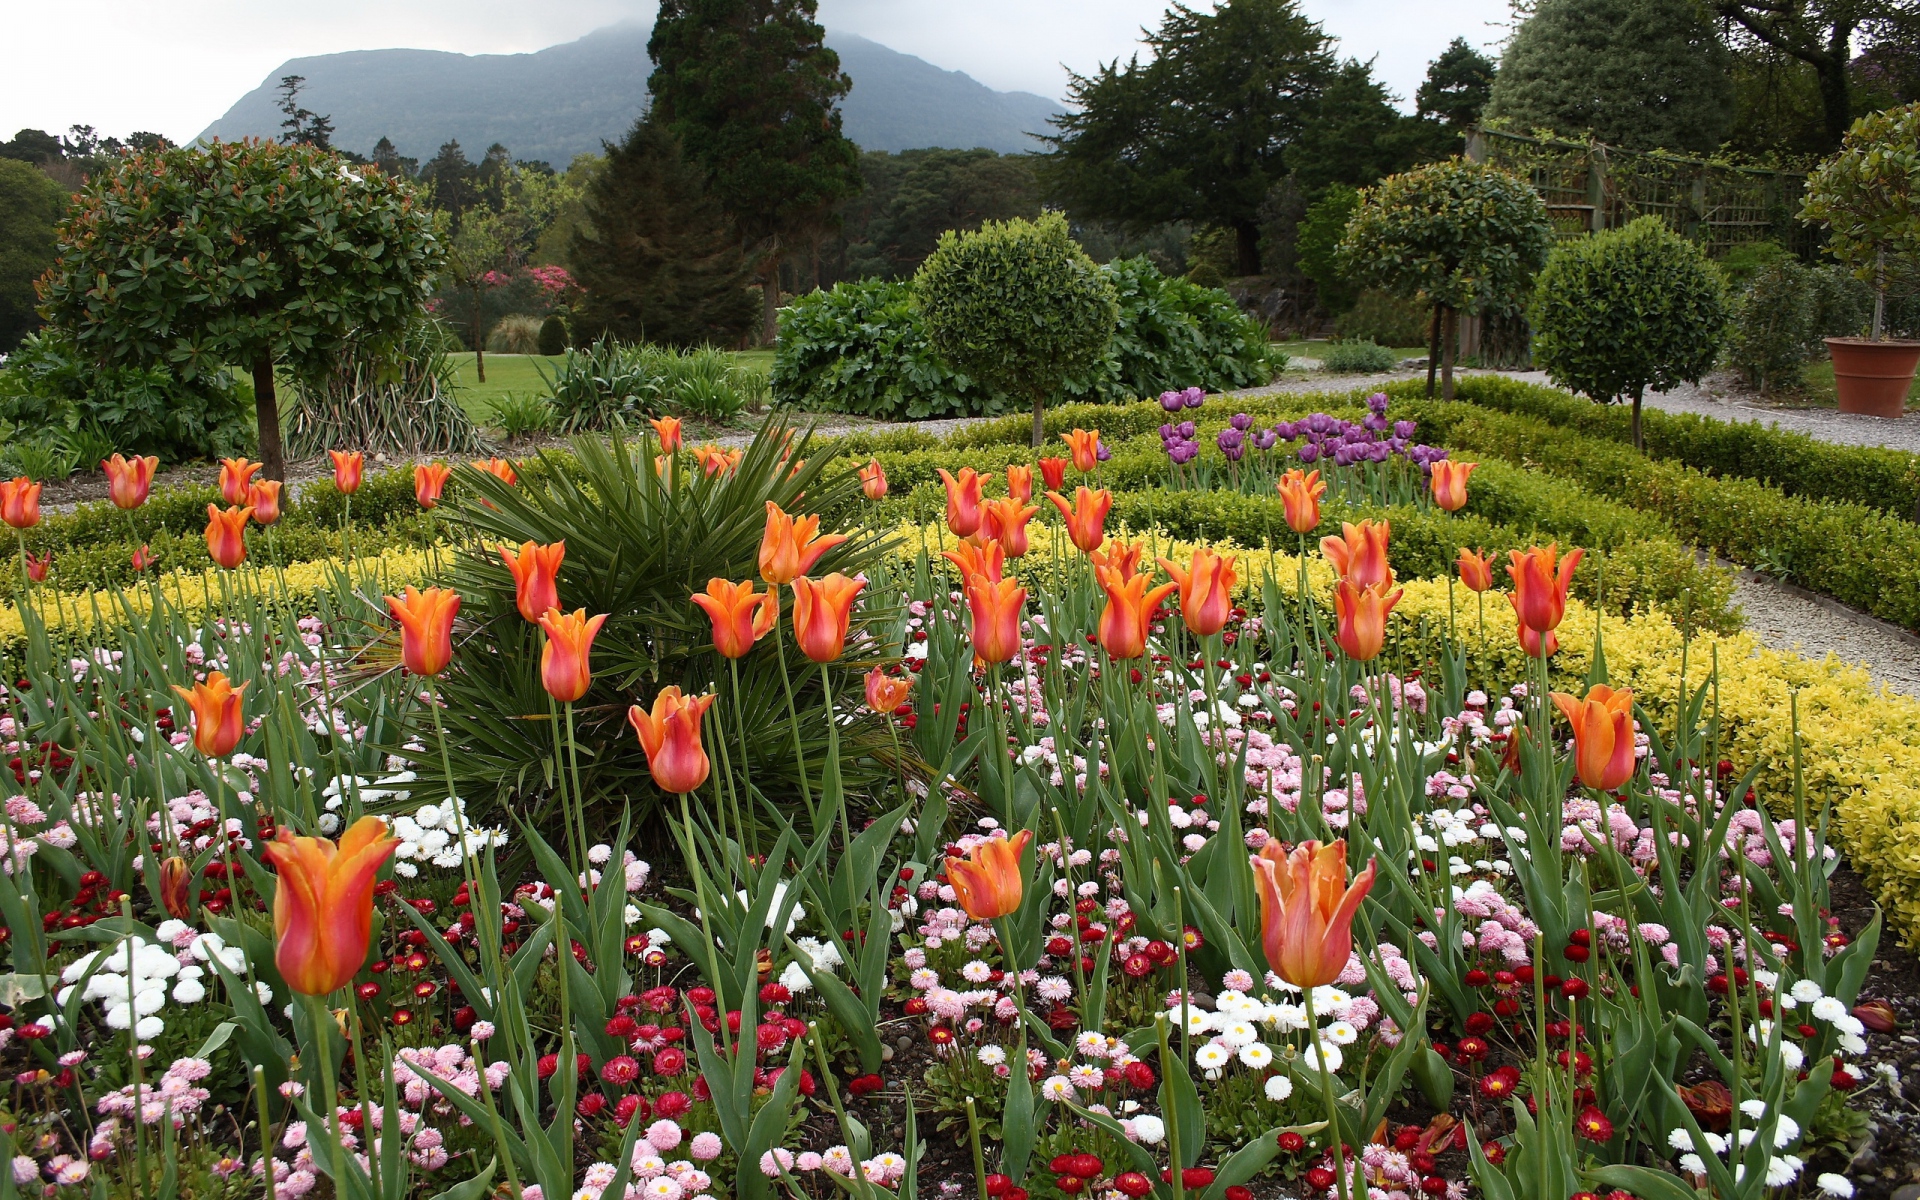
<box><xmin>1230</xmin><ymin>412</ymin><xmax>1254</xmax><ymax>432</ymax></box>
<box><xmin>1183</xmin><ymin>387</ymin><xmax>1206</xmax><ymax>409</ymax></box>
<box><xmin>1177</xmin><ymin>421</ymin><xmax>1196</xmax><ymax>439</ymax></box>
<box><xmin>1275</xmin><ymin>421</ymin><xmax>1298</xmax><ymax>441</ymax></box>
<box><xmin>1170</xmin><ymin>440</ymin><xmax>1199</xmax><ymax>465</ymax></box>
<box><xmin>1298</xmin><ymin>441</ymin><xmax>1321</xmax><ymax>464</ymax></box>
<box><xmin>1393</xmin><ymin>419</ymin><xmax>1418</xmax><ymax>439</ymax></box>
<box><xmin>1097</xmin><ymin>443</ymin><xmax>1112</xmax><ymax>462</ymax></box>
<box><xmin>1252</xmin><ymin>428</ymin><xmax>1278</xmax><ymax>451</ymax></box>
<box><xmin>1159</xmin><ymin>423</ymin><xmax>1175</xmax><ymax>440</ymax></box>
<box><xmin>1160</xmin><ymin>391</ymin><xmax>1185</xmax><ymax>413</ymax></box>
<box><xmin>1367</xmin><ymin>392</ymin><xmax>1390</xmax><ymax>416</ymax></box>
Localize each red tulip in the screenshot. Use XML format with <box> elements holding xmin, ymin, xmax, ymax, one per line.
<box><xmin>1005</xmin><ymin>464</ymin><xmax>1033</xmax><ymax>505</ymax></box>
<box><xmin>0</xmin><ymin>477</ymin><xmax>41</xmax><ymax>530</ymax></box>
<box><xmin>204</xmin><ymin>504</ymin><xmax>254</xmax><ymax>570</ymax></box>
<box><xmin>858</xmin><ymin>459</ymin><xmax>888</xmax><ymax>500</ymax></box>
<box><xmin>1551</xmin><ymin>685</ymin><xmax>1636</xmax><ymax>791</ymax></box>
<box><xmin>1430</xmin><ymin>460</ymin><xmax>1477</xmax><ymax>512</ymax></box>
<box><xmin>651</xmin><ymin>417</ymin><xmax>683</xmax><ymax>454</ymax></box>
<box><xmin>1321</xmin><ymin>519</ymin><xmax>1392</xmax><ymax>590</ymax></box>
<box><xmin>1507</xmin><ymin>544</ymin><xmax>1583</xmax><ymax>635</ymax></box>
<box><xmin>759</xmin><ymin>502</ymin><xmax>846</xmax><ymax>585</ymax></box>
<box><xmin>1158</xmin><ymin>547</ymin><xmax>1238</xmax><ymax>637</ymax></box>
<box><xmin>415</xmin><ymin>463</ymin><xmax>452</xmax><ymax>510</ymax></box>
<box><xmin>1457</xmin><ymin>548</ymin><xmax>1493</xmax><ymax>593</ymax></box>
<box><xmin>1332</xmin><ymin>578</ymin><xmax>1402</xmax><ymax>663</ymax></box>
<box><xmin>1061</xmin><ymin>429</ymin><xmax>1101</xmax><ymax>473</ymax></box>
<box><xmin>865</xmin><ymin>667</ymin><xmax>911</xmax><ymax>715</ymax></box>
<box><xmin>25</xmin><ymin>553</ymin><xmax>50</xmax><ymax>583</ymax></box>
<box><xmin>946</xmin><ymin>829</ymin><xmax>1032</xmax><ymax>920</ymax></box>
<box><xmin>329</xmin><ymin>450</ymin><xmax>364</xmax><ymax>495</ymax></box>
<box><xmin>500</xmin><ymin>540</ymin><xmax>565</xmax><ymax>624</ymax></box>
<box><xmin>248</xmin><ymin>480</ymin><xmax>283</xmax><ymax>526</ymax></box>
<box><xmin>943</xmin><ymin>539</ymin><xmax>1004</xmax><ymax>585</ymax></box>
<box><xmin>982</xmin><ymin>497</ymin><xmax>1039</xmax><ymax>558</ymax></box>
<box><xmin>1095</xmin><ymin>562</ymin><xmax>1176</xmax><ymax>661</ymax></box>
<box><xmin>218</xmin><ymin>458</ymin><xmax>260</xmax><ymax>507</ymax></box>
<box><xmin>691</xmin><ymin>578</ymin><xmax>777</xmax><ymax>659</ymax></box>
<box><xmin>171</xmin><ymin>671</ymin><xmax>248</xmax><ymax>758</ymax></box>
<box><xmin>1038</xmin><ymin>456</ymin><xmax>1069</xmax><ymax>492</ymax></box>
<box><xmin>1046</xmin><ymin>487</ymin><xmax>1112</xmax><ymax>555</ymax></box>
<box><xmin>937</xmin><ymin>468</ymin><xmax>985</xmax><ymax>538</ymax></box>
<box><xmin>537</xmin><ymin>608</ymin><xmax>608</xmax><ymax>703</ymax></box>
<box><xmin>966</xmin><ymin>572</ymin><xmax>1028</xmax><ymax>665</ymax></box>
<box><xmin>1276</xmin><ymin>469</ymin><xmax>1325</xmax><ymax>535</ymax></box>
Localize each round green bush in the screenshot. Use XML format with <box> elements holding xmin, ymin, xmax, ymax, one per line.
<box><xmin>537</xmin><ymin>313</ymin><xmax>570</xmax><ymax>356</ymax></box>
<box><xmin>913</xmin><ymin>212</ymin><xmax>1119</xmax><ymax>446</ymax></box>
<box><xmin>1725</xmin><ymin>256</ymin><xmax>1818</xmax><ymax>394</ymax></box>
<box><xmin>1530</xmin><ymin>216</ymin><xmax>1728</xmax><ymax>450</ymax></box>
<box><xmin>1185</xmin><ymin>261</ymin><xmax>1226</xmax><ymax>289</ymax></box>
<box><xmin>1318</xmin><ymin>339</ymin><xmax>1399</xmax><ymax>373</ymax></box>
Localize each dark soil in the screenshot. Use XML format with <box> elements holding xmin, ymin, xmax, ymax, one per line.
<box><xmin>1828</xmin><ymin>862</ymin><xmax>1920</xmax><ymax>1200</ymax></box>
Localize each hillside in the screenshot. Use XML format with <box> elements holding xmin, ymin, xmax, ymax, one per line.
<box><xmin>196</xmin><ymin>24</ymin><xmax>1063</xmax><ymax>164</ymax></box>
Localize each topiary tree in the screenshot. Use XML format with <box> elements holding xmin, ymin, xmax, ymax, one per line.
<box><xmin>1800</xmin><ymin>102</ymin><xmax>1920</xmax><ymax>342</ymax></box>
<box><xmin>914</xmin><ymin>212</ymin><xmax>1119</xmax><ymax>447</ymax></box>
<box><xmin>536</xmin><ymin>313</ymin><xmax>569</xmax><ymax>356</ymax></box>
<box><xmin>1337</xmin><ymin>158</ymin><xmax>1553</xmax><ymax>399</ymax></box>
<box><xmin>1529</xmin><ymin>216</ymin><xmax>1728</xmax><ymax>451</ymax></box>
<box><xmin>38</xmin><ymin>140</ymin><xmax>443</xmax><ymax>479</ymax></box>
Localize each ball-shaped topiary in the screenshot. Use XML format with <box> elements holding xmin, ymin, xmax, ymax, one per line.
<box><xmin>913</xmin><ymin>211</ymin><xmax>1119</xmax><ymax>447</ymax></box>
<box><xmin>537</xmin><ymin>313</ymin><xmax>570</xmax><ymax>357</ymax></box>
<box><xmin>1800</xmin><ymin>101</ymin><xmax>1920</xmax><ymax>341</ymax></box>
<box><xmin>1529</xmin><ymin>216</ymin><xmax>1728</xmax><ymax>451</ymax></box>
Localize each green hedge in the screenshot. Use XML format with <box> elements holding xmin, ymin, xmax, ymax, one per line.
<box><xmin>1413</xmin><ymin>375</ymin><xmax>1920</xmax><ymax>518</ymax></box>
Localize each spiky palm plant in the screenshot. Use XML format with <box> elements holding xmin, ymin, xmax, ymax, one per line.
<box><xmin>421</xmin><ymin>415</ymin><xmax>902</xmax><ymax>834</ymax></box>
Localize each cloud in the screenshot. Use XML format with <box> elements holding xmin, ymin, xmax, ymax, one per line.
<box><xmin>0</xmin><ymin>0</ymin><xmax>1509</xmax><ymax>142</ymax></box>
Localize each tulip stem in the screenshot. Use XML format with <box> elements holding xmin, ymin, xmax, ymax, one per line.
<box><xmin>253</xmin><ymin>1064</ymin><xmax>278</xmax><ymax>1200</ymax></box>
<box><xmin>547</xmin><ymin>693</ymin><xmax>583</xmax><ymax>881</ymax></box>
<box><xmin>728</xmin><ymin>656</ymin><xmax>759</xmax><ymax>855</ymax></box>
<box><xmin>121</xmin><ymin>897</ymin><xmax>146</xmax><ymax>1193</ymax></box>
<box><xmin>564</xmin><ymin>700</ymin><xmax>592</xmax><ymax>895</ymax></box>
<box><xmin>471</xmin><ymin>1035</ymin><xmax>524</xmax><ymax>1199</ymax></box>
<box><xmin>988</xmin><ymin>663</ymin><xmax>1015</xmax><ymax>824</ymax></box>
<box><xmin>965</xmin><ymin>1096</ymin><xmax>988</xmax><ymax>1200</ymax></box>
<box><xmin>1303</xmin><ymin>984</ymin><xmax>1350</xmax><ymax>1200</ymax></box>
<box><xmin>771</xmin><ymin>589</ymin><xmax>813</xmax><ymax>818</ymax></box>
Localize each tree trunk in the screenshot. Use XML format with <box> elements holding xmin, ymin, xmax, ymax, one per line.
<box><xmin>762</xmin><ymin>251</ymin><xmax>783</xmax><ymax>347</ymax></box>
<box><xmin>252</xmin><ymin>354</ymin><xmax>286</xmax><ymax>481</ymax></box>
<box><xmin>1631</xmin><ymin>388</ymin><xmax>1644</xmax><ymax>453</ymax></box>
<box><xmin>1232</xmin><ymin>221</ymin><xmax>1261</xmax><ymax>277</ymax></box>
<box><xmin>1031</xmin><ymin>392</ymin><xmax>1046</xmax><ymax>450</ymax></box>
<box><xmin>1441</xmin><ymin>306</ymin><xmax>1458</xmax><ymax>401</ymax></box>
<box><xmin>472</xmin><ymin>285</ymin><xmax>487</xmax><ymax>383</ymax></box>
<box><xmin>1426</xmin><ymin>307</ymin><xmax>1441</xmax><ymax>399</ymax></box>
<box><xmin>1815</xmin><ymin>36</ymin><xmax>1854</xmax><ymax>152</ymax></box>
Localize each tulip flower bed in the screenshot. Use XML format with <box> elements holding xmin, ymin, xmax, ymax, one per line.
<box><xmin>0</xmin><ymin>414</ymin><xmax>1911</xmax><ymax>1200</ymax></box>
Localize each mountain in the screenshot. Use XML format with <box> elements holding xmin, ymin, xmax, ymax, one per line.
<box><xmin>197</xmin><ymin>24</ymin><xmax>1063</xmax><ymax>164</ymax></box>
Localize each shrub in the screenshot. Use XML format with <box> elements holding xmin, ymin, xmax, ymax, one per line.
<box><xmin>1800</xmin><ymin>102</ymin><xmax>1920</xmax><ymax>340</ymax></box>
<box><xmin>0</xmin><ymin>329</ymin><xmax>252</xmax><ymax>462</ymax></box>
<box><xmin>1065</xmin><ymin>257</ymin><xmax>1278</xmax><ymax>404</ymax></box>
<box><xmin>537</xmin><ymin>313</ymin><xmax>569</xmax><ymax>356</ymax></box>
<box><xmin>486</xmin><ymin>315</ymin><xmax>544</xmax><ymax>354</ymax></box>
<box><xmin>1725</xmin><ymin>255</ymin><xmax>1818</xmax><ymax>394</ymax></box>
<box><xmin>0</xmin><ymin>158</ymin><xmax>64</xmax><ymax>354</ymax></box>
<box><xmin>915</xmin><ymin>212</ymin><xmax>1119</xmax><ymax>446</ymax></box>
<box><xmin>285</xmin><ymin>317</ymin><xmax>485</xmax><ymax>458</ymax></box>
<box><xmin>492</xmin><ymin>392</ymin><xmax>557</xmax><ymax>441</ymax></box>
<box><xmin>1529</xmin><ymin>216</ymin><xmax>1728</xmax><ymax>450</ymax></box>
<box><xmin>1185</xmin><ymin>261</ymin><xmax>1225</xmax><ymax>289</ymax></box>
<box><xmin>772</xmin><ymin>280</ymin><xmax>1008</xmax><ymax>420</ymax></box>
<box><xmin>1334</xmin><ymin>290</ymin><xmax>1429</xmax><ymax>347</ymax></box>
<box><xmin>1318</xmin><ymin>339</ymin><xmax>1399</xmax><ymax>373</ymax></box>
<box><xmin>543</xmin><ymin>337</ymin><xmax>767</xmax><ymax>430</ymax></box>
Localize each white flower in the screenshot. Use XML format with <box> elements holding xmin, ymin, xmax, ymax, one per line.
<box><xmin>1040</xmin><ymin>1076</ymin><xmax>1073</xmax><ymax>1102</ymax></box>
<box><xmin>778</xmin><ymin>962</ymin><xmax>812</xmax><ymax>994</ymax></box>
<box><xmin>1218</xmin><ymin>1021</ymin><xmax>1259</xmax><ymax>1048</ymax></box>
<box><xmin>1667</xmin><ymin>1128</ymin><xmax>1693</xmax><ymax>1151</ymax></box>
<box><xmin>1130</xmin><ymin>1115</ymin><xmax>1165</xmax><ymax>1145</ymax></box>
<box><xmin>1304</xmin><ymin>1044</ymin><xmax>1342</xmax><ymax>1073</ymax></box>
<box><xmin>1778</xmin><ymin>1041</ymin><xmax>1805</xmax><ymax>1071</ymax></box>
<box><xmin>1816</xmin><ymin>1172</ymin><xmax>1855</xmax><ymax>1197</ymax></box>
<box><xmin>1263</xmin><ymin>1074</ymin><xmax>1293</xmax><ymax>1103</ymax></box>
<box><xmin>1679</xmin><ymin>1154</ymin><xmax>1706</xmax><ymax>1175</ymax></box>
<box><xmin>1194</xmin><ymin>1043</ymin><xmax>1231</xmax><ymax>1070</ymax></box>
<box><xmin>1237</xmin><ymin>1043</ymin><xmax>1273</xmax><ymax>1069</ymax></box>
<box><xmin>1738</xmin><ymin>1099</ymin><xmax>1768</xmax><ymax>1120</ymax></box>
<box><xmin>1323</xmin><ymin>1021</ymin><xmax>1358</xmax><ymax>1046</ymax></box>
<box><xmin>977</xmin><ymin>1045</ymin><xmax>1007</xmax><ymax>1066</ymax></box>
<box><xmin>1811</xmin><ymin>996</ymin><xmax>1848</xmax><ymax>1022</ymax></box>
<box><xmin>1772</xmin><ymin>1115</ymin><xmax>1801</xmax><ymax>1148</ymax></box>
<box><xmin>1790</xmin><ymin>980</ymin><xmax>1824</xmax><ymax>1003</ymax></box>
<box><xmin>1766</xmin><ymin>1155</ymin><xmax>1802</xmax><ymax>1185</ymax></box>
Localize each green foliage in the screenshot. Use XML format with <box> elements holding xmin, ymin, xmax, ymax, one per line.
<box><xmin>772</xmin><ymin>280</ymin><xmax>1009</xmax><ymax>419</ymax></box>
<box><xmin>1484</xmin><ymin>0</ymin><xmax>1734</xmax><ymax>152</ymax></box>
<box><xmin>1432</xmin><ymin>374</ymin><xmax>1920</xmax><ymax>519</ymax></box>
<box><xmin>0</xmin><ymin>329</ymin><xmax>252</xmax><ymax>462</ymax></box>
<box><xmin>37</xmin><ymin>139</ymin><xmax>444</xmax><ymax>476</ymax></box>
<box><xmin>1318</xmin><ymin>339</ymin><xmax>1399</xmax><ymax>372</ymax></box>
<box><xmin>1725</xmin><ymin>255</ymin><xmax>1819</xmax><ymax>393</ymax></box>
<box><xmin>1296</xmin><ymin>184</ymin><xmax>1361</xmax><ymax>313</ymax></box>
<box><xmin>1338</xmin><ymin>159</ymin><xmax>1554</xmax><ymax>317</ymax></box>
<box><xmin>536</xmin><ymin>313</ymin><xmax>569</xmax><ymax>356</ymax></box>
<box><xmin>824</xmin><ymin>148</ymin><xmax>1042</xmax><ymax>283</ymax></box>
<box><xmin>492</xmin><ymin>392</ymin><xmax>558</xmax><ymax>440</ymax></box>
<box><xmin>543</xmin><ymin>338</ymin><xmax>768</xmax><ymax>430</ymax></box>
<box><xmin>285</xmin><ymin>317</ymin><xmax>485</xmax><ymax>459</ymax></box>
<box><xmin>1065</xmin><ymin>258</ymin><xmax>1278</xmax><ymax>403</ymax></box>
<box><xmin>1185</xmin><ymin>262</ymin><xmax>1226</xmax><ymax>289</ymax></box>
<box><xmin>1800</xmin><ymin>102</ymin><xmax>1920</xmax><ymax>337</ymax></box>
<box><xmin>570</xmin><ymin>118</ymin><xmax>757</xmax><ymax>349</ymax></box>
<box><xmin>1529</xmin><ymin>216</ymin><xmax>1728</xmax><ymax>446</ymax></box>
<box><xmin>1334</xmin><ymin>290</ymin><xmax>1430</xmax><ymax>346</ymax></box>
<box><xmin>486</xmin><ymin>315</ymin><xmax>543</xmax><ymax>354</ymax></box>
<box><xmin>914</xmin><ymin>212</ymin><xmax>1119</xmax><ymax>442</ymax></box>
<box><xmin>1416</xmin><ymin>37</ymin><xmax>1497</xmax><ymax>129</ymax></box>
<box><xmin>0</xmin><ymin>158</ymin><xmax>64</xmax><ymax>353</ymax></box>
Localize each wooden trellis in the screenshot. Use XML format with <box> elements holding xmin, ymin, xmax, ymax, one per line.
<box><xmin>1465</xmin><ymin>128</ymin><xmax>1815</xmax><ymax>258</ymax></box>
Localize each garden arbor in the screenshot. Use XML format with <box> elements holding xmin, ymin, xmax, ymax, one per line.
<box><xmin>39</xmin><ymin>140</ymin><xmax>443</xmax><ymax>479</ymax></box>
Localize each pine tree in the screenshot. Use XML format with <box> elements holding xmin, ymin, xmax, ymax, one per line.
<box><xmin>1416</xmin><ymin>38</ymin><xmax>1497</xmax><ymax>129</ymax></box>
<box><xmin>1485</xmin><ymin>0</ymin><xmax>1734</xmax><ymax>153</ymax></box>
<box><xmin>647</xmin><ymin>0</ymin><xmax>863</xmax><ymax>344</ymax></box>
<box><xmin>569</xmin><ymin>118</ymin><xmax>756</xmax><ymax>348</ymax></box>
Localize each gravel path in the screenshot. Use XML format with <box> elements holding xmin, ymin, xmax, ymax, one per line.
<box><xmin>1728</xmin><ymin>570</ymin><xmax>1920</xmax><ymax>698</ymax></box>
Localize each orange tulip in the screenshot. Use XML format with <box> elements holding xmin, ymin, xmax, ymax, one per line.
<box><xmin>760</xmin><ymin>502</ymin><xmax>847</xmax><ymax>585</ymax></box>
<box><xmin>946</xmin><ymin>829</ymin><xmax>1033</xmax><ymax>921</ymax></box>
<box><xmin>415</xmin><ymin>463</ymin><xmax>452</xmax><ymax>510</ymax></box>
<box><xmin>262</xmin><ymin>817</ymin><xmax>398</xmax><ymax>996</ymax></box>
<box><xmin>691</xmin><ymin>578</ymin><xmax>777</xmax><ymax>659</ymax></box>
<box><xmin>692</xmin><ymin>445</ymin><xmax>740</xmax><ymax>477</ymax></box>
<box><xmin>943</xmin><ymin>538</ymin><xmax>1005</xmax><ymax>585</ymax></box>
<box><xmin>1321</xmin><ymin>519</ymin><xmax>1393</xmax><ymax>590</ymax></box>
<box><xmin>1553</xmin><ymin>685</ymin><xmax>1637</xmax><ymax>791</ymax></box>
<box><xmin>500</xmin><ymin>540</ymin><xmax>565</xmax><ymax>624</ymax></box>
<box><xmin>387</xmin><ymin>586</ymin><xmax>461</xmax><ymax>677</ymax></box>
<box><xmin>0</xmin><ymin>477</ymin><xmax>41</xmax><ymax>531</ymax></box>
<box><xmin>651</xmin><ymin>416</ymin><xmax>683</xmax><ymax>454</ymax></box>
<box><xmin>937</xmin><ymin>468</ymin><xmax>985</xmax><ymax>538</ymax></box>
<box><xmin>1006</xmin><ymin>464</ymin><xmax>1033</xmax><ymax>505</ymax></box>
<box><xmin>248</xmin><ymin>480</ymin><xmax>283</xmax><ymax>526</ymax></box>
<box><xmin>103</xmin><ymin>454</ymin><xmax>158</xmax><ymax>510</ymax></box>
<box><xmin>865</xmin><ymin>666</ymin><xmax>911</xmax><ymax>715</ymax></box>
<box><xmin>1046</xmin><ymin>487</ymin><xmax>1112</xmax><ymax>555</ymax></box>
<box><xmin>1038</xmin><ymin>456</ymin><xmax>1069</xmax><ymax>491</ymax></box>
<box><xmin>1332</xmin><ymin>578</ymin><xmax>1402</xmax><ymax>662</ymax></box>
<box><xmin>474</xmin><ymin>457</ymin><xmax>518</xmax><ymax>486</ymax></box>
<box><xmin>1507</xmin><ymin>544</ymin><xmax>1584</xmax><ymax>635</ymax></box>
<box><xmin>858</xmin><ymin>459</ymin><xmax>888</xmax><ymax>500</ymax></box>
<box><xmin>1508</xmin><ymin>592</ymin><xmax>1560</xmax><ymax>658</ymax></box>
<box><xmin>982</xmin><ymin>497</ymin><xmax>1039</xmax><ymax>558</ymax></box>
<box><xmin>204</xmin><ymin>504</ymin><xmax>254</xmax><ymax>569</ymax></box>
<box><xmin>1158</xmin><ymin>547</ymin><xmax>1239</xmax><ymax>638</ymax></box>
<box><xmin>790</xmin><ymin>573</ymin><xmax>865</xmax><ymax>664</ymax></box>
<box><xmin>627</xmin><ymin>687</ymin><xmax>716</xmax><ymax>795</ymax></box>
<box><xmin>1456</xmin><ymin>548</ymin><xmax>1494</xmax><ymax>593</ymax></box>
<box><xmin>1276</xmin><ymin>469</ymin><xmax>1326</xmax><ymax>535</ymax></box>
<box><xmin>1091</xmin><ymin>539</ymin><xmax>1146</xmax><ymax>582</ymax></box>
<box><xmin>25</xmin><ymin>553</ymin><xmax>50</xmax><ymax>583</ymax></box>
<box><xmin>1096</xmin><ymin>563</ymin><xmax>1177</xmax><ymax>661</ymax></box>
<box><xmin>130</xmin><ymin>544</ymin><xmax>156</xmax><ymax>572</ymax></box>
<box><xmin>159</xmin><ymin>856</ymin><xmax>192</xmax><ymax>921</ymax></box>
<box><xmin>171</xmin><ymin>671</ymin><xmax>248</xmax><ymax>757</ymax></box>
<box><xmin>329</xmin><ymin>450</ymin><xmax>364</xmax><ymax>495</ymax></box>
<box><xmin>1249</xmin><ymin>839</ymin><xmax>1377</xmax><ymax>988</ymax></box>
<box><xmin>1061</xmin><ymin>429</ymin><xmax>1101</xmax><ymax>473</ymax></box>
<box><xmin>965</xmin><ymin>572</ymin><xmax>1028</xmax><ymax>665</ymax></box>
<box><xmin>1430</xmin><ymin>460</ymin><xmax>1477</xmax><ymax>512</ymax></box>
<box><xmin>218</xmin><ymin>458</ymin><xmax>260</xmax><ymax>506</ymax></box>
<box><xmin>536</xmin><ymin>608</ymin><xmax>608</xmax><ymax>703</ymax></box>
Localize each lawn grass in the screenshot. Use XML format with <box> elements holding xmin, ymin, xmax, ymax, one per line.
<box><xmin>447</xmin><ymin>350</ymin><xmax>777</xmax><ymax>423</ymax></box>
<box><xmin>1781</xmin><ymin>358</ymin><xmax>1920</xmax><ymax>409</ymax></box>
<box><xmin>1273</xmin><ymin>338</ymin><xmax>1428</xmax><ymax>364</ymax></box>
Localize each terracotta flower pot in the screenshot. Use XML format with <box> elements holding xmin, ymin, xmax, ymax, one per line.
<box><xmin>1827</xmin><ymin>337</ymin><xmax>1920</xmax><ymax>417</ymax></box>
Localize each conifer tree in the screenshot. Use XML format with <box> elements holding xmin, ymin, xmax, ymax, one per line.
<box><xmin>569</xmin><ymin>118</ymin><xmax>756</xmax><ymax>348</ymax></box>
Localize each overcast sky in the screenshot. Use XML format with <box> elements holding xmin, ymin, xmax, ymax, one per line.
<box><xmin>0</xmin><ymin>0</ymin><xmax>1514</xmax><ymax>143</ymax></box>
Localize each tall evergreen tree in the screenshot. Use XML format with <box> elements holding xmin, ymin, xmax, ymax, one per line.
<box><xmin>569</xmin><ymin>118</ymin><xmax>756</xmax><ymax>348</ymax></box>
<box><xmin>420</xmin><ymin>140</ymin><xmax>477</xmax><ymax>228</ymax></box>
<box><xmin>1417</xmin><ymin>38</ymin><xmax>1497</xmax><ymax>129</ymax></box>
<box><xmin>1485</xmin><ymin>0</ymin><xmax>1735</xmax><ymax>153</ymax></box>
<box><xmin>647</xmin><ymin>0</ymin><xmax>863</xmax><ymax>344</ymax></box>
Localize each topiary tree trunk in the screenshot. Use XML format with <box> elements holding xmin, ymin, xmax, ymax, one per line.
<box><xmin>252</xmin><ymin>354</ymin><xmax>287</xmax><ymax>480</ymax></box>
